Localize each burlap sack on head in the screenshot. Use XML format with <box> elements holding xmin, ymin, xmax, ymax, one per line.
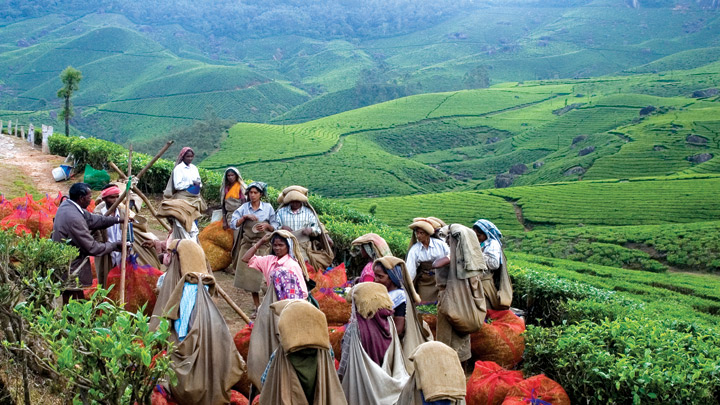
<box><xmin>411</xmin><ymin>341</ymin><xmax>466</xmax><ymax>402</ymax></box>
<box><xmin>167</xmin><ymin>239</ymin><xmax>211</xmax><ymax>276</ymax></box>
<box><xmin>352</xmin><ymin>282</ymin><xmax>393</xmax><ymax>319</ymax></box>
<box><xmin>409</xmin><ymin>220</ymin><xmax>434</xmax><ymax>237</ymax></box>
<box><xmin>283</xmin><ymin>189</ymin><xmax>308</xmax><ymax>203</ymax></box>
<box><xmin>277</xmin><ymin>300</ymin><xmax>330</xmax><ymax>352</ymax></box>
<box><xmin>426</xmin><ymin>216</ymin><xmax>447</xmax><ymax>228</ymax></box>
<box><xmin>277</xmin><ymin>185</ymin><xmax>309</xmax><ymax>205</ymax></box>
<box><xmin>414</xmin><ymin>217</ymin><xmax>442</xmax><ymax>231</ymax></box>
<box><xmin>351</xmin><ymin>233</ymin><xmax>392</xmax><ymax>258</ymax></box>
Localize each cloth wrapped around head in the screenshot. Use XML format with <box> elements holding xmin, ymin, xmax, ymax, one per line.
<box><xmin>351</xmin><ymin>233</ymin><xmax>392</xmax><ymax>260</ymax></box>
<box><xmin>220</xmin><ymin>167</ymin><xmax>246</xmax><ymax>198</ymax></box>
<box><xmin>277</xmin><ymin>300</ymin><xmax>330</xmax><ymax>352</ymax></box>
<box><xmin>270</xmin><ymin>230</ymin><xmax>309</xmax><ymax>280</ymax></box>
<box><xmin>374</xmin><ymin>256</ymin><xmax>421</xmax><ymax>304</ymax></box>
<box><xmin>352</xmin><ymin>282</ymin><xmax>394</xmax><ymax>320</ymax></box>
<box><xmin>473</xmin><ymin>219</ymin><xmax>503</xmax><ymax>246</ymax></box>
<box><xmin>101</xmin><ymin>185</ymin><xmax>121</xmax><ymax>199</ymax></box>
<box><xmin>245</xmin><ymin>181</ymin><xmax>267</xmax><ymax>197</ymax></box>
<box><xmin>175</xmin><ymin>147</ymin><xmax>194</xmax><ymax>165</ymax></box>
<box><xmin>409</xmin><ymin>219</ymin><xmax>435</xmax><ymax>237</ymax></box>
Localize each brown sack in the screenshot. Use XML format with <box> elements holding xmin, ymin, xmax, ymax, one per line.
<box><xmin>168</xmin><ymin>273</ymin><xmax>246</xmax><ymax>405</ymax></box>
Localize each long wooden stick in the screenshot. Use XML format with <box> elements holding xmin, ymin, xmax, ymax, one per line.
<box><xmin>107</xmin><ymin>160</ymin><xmax>172</xmax><ymax>231</ymax></box>
<box><xmin>135</xmin><ymin>140</ymin><xmax>174</xmax><ymax>180</ymax></box>
<box><xmin>119</xmin><ymin>146</ymin><xmax>133</xmax><ymax>307</ymax></box>
<box><xmin>216</xmin><ymin>285</ymin><xmax>252</xmax><ymax>324</ymax></box>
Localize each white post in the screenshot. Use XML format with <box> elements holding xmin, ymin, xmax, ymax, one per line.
<box><xmin>0</xmin><ymin>120</ymin><xmax>3</xmax><ymax>135</ymax></box>
<box><xmin>14</xmin><ymin>121</ymin><xmax>18</xmax><ymax>137</ymax></box>
<box><xmin>20</xmin><ymin>126</ymin><xmax>24</xmax><ymax>140</ymax></box>
<box><xmin>41</xmin><ymin>125</ymin><xmax>50</xmax><ymax>154</ymax></box>
<box><xmin>7</xmin><ymin>120</ymin><xmax>12</xmax><ymax>136</ymax></box>
<box><xmin>28</xmin><ymin>123</ymin><xmax>34</xmax><ymax>144</ymax></box>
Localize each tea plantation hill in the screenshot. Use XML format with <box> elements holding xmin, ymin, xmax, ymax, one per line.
<box><xmin>3</xmin><ymin>0</ymin><xmax>720</xmax><ymax>145</ymax></box>
<box><xmin>199</xmin><ymin>60</ymin><xmax>720</xmax><ymax>197</ymax></box>
<box><xmin>340</xmin><ymin>175</ymin><xmax>720</xmax><ymax>273</ymax></box>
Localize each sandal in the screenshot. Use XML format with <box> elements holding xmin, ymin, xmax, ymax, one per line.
<box><xmin>250</xmin><ymin>309</ymin><xmax>258</xmax><ymax>320</ymax></box>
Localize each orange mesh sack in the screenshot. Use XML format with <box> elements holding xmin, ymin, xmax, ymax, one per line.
<box><xmin>234</xmin><ymin>324</ymin><xmax>253</xmax><ymax>360</ymax></box>
<box><xmin>471</xmin><ymin>309</ymin><xmax>525</xmax><ymax>369</ymax></box>
<box><xmin>10</xmin><ymin>194</ymin><xmax>41</xmax><ymax>211</ymax></box>
<box><xmin>37</xmin><ymin>193</ymin><xmax>61</xmax><ymax>216</ymax></box>
<box><xmin>83</xmin><ymin>278</ymin><xmax>98</xmax><ymax>300</ymax></box>
<box><xmin>315</xmin><ymin>288</ymin><xmax>351</xmax><ymax>324</ymax></box>
<box><xmin>328</xmin><ymin>325</ymin><xmax>346</xmax><ymax>362</ymax></box>
<box><xmin>323</xmin><ymin>263</ymin><xmax>347</xmax><ymax>287</ymax></box>
<box><xmin>502</xmin><ymin>374</ymin><xmax>570</xmax><ymax>405</ymax></box>
<box><xmin>107</xmin><ymin>255</ymin><xmax>163</xmax><ymax>315</ymax></box>
<box><xmin>201</xmin><ymin>240</ymin><xmax>232</xmax><ymax>272</ymax></box>
<box><xmin>467</xmin><ymin>361</ymin><xmax>523</xmax><ymax>405</ymax></box>
<box><xmin>199</xmin><ymin>221</ymin><xmax>234</xmax><ymax>250</ymax></box>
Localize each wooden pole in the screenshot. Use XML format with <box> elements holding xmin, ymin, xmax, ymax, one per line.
<box><xmin>119</xmin><ymin>146</ymin><xmax>133</xmax><ymax>307</ymax></box>
<box><xmin>135</xmin><ymin>140</ymin><xmax>174</xmax><ymax>180</ymax></box>
<box><xmin>216</xmin><ymin>285</ymin><xmax>252</xmax><ymax>324</ymax></box>
<box><xmin>107</xmin><ymin>160</ymin><xmax>172</xmax><ymax>232</ymax></box>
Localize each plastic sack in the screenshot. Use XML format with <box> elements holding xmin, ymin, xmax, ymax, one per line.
<box><xmin>323</xmin><ymin>262</ymin><xmax>347</xmax><ymax>288</ymax></box>
<box><xmin>471</xmin><ymin>310</ymin><xmax>526</xmax><ymax>369</ymax></box>
<box><xmin>106</xmin><ymin>255</ymin><xmax>163</xmax><ymax>315</ymax></box>
<box><xmin>83</xmin><ymin>165</ymin><xmax>111</xmax><ymax>190</ymax></box>
<box><xmin>328</xmin><ymin>325</ymin><xmax>345</xmax><ymax>362</ymax></box>
<box><xmin>315</xmin><ymin>288</ymin><xmax>351</xmax><ymax>325</ymax></box>
<box><xmin>467</xmin><ymin>361</ymin><xmax>523</xmax><ymax>405</ymax></box>
<box><xmin>502</xmin><ymin>374</ymin><xmax>570</xmax><ymax>405</ymax></box>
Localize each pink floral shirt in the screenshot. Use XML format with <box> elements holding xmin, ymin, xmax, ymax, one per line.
<box><xmin>248</xmin><ymin>254</ymin><xmax>309</xmax><ymax>298</ymax></box>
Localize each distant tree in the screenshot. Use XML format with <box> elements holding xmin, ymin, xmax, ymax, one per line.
<box><xmin>57</xmin><ymin>66</ymin><xmax>82</xmax><ymax>136</ymax></box>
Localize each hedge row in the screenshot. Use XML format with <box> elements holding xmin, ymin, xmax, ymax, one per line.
<box><xmin>48</xmin><ymin>135</ymin><xmax>223</xmax><ymax>201</ymax></box>
<box><xmin>510</xmin><ymin>265</ymin><xmax>720</xmax><ymax>404</ymax></box>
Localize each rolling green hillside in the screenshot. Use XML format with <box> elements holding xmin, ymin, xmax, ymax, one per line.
<box><xmin>202</xmin><ymin>61</ymin><xmax>720</xmax><ymax>197</ymax></box>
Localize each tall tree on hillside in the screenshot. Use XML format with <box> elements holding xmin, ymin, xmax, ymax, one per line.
<box><xmin>57</xmin><ymin>66</ymin><xmax>82</xmax><ymax>136</ymax></box>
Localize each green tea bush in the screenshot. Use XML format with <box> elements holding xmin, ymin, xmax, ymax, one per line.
<box><xmin>49</xmin><ymin>134</ymin><xmax>222</xmax><ymax>201</ymax></box>
<box><xmin>523</xmin><ymin>318</ymin><xmax>720</xmax><ymax>404</ymax></box>
<box><xmin>22</xmin><ymin>288</ymin><xmax>175</xmax><ymax>405</ymax></box>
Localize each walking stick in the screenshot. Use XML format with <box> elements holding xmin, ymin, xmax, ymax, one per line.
<box><xmin>119</xmin><ymin>146</ymin><xmax>133</xmax><ymax>307</ymax></box>
<box><xmin>216</xmin><ymin>285</ymin><xmax>252</xmax><ymax>324</ymax></box>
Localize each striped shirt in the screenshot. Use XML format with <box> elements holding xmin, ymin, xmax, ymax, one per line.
<box><xmin>275</xmin><ymin>205</ymin><xmax>320</xmax><ymax>236</ymax></box>
<box><xmin>406</xmin><ymin>238</ymin><xmax>450</xmax><ymax>281</ymax></box>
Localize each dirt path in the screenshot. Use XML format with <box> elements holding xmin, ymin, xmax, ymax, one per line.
<box><xmin>0</xmin><ymin>134</ymin><xmax>69</xmax><ymax>197</ymax></box>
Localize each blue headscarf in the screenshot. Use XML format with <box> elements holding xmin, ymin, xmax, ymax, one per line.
<box><xmin>245</xmin><ymin>181</ymin><xmax>267</xmax><ymax>196</ymax></box>
<box><xmin>473</xmin><ymin>219</ymin><xmax>503</xmax><ymax>246</ymax></box>
<box><xmin>385</xmin><ymin>264</ymin><xmax>404</xmax><ymax>290</ymax></box>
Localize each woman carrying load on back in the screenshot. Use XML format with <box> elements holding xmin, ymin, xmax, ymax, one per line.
<box><xmin>243</xmin><ymin>230</ymin><xmax>314</xmax><ymax>394</ymax></box>
<box><xmin>472</xmin><ymin>219</ymin><xmax>513</xmax><ymax>310</ymax></box>
<box><xmin>396</xmin><ymin>341</ymin><xmax>466</xmax><ymax>405</ymax></box>
<box><xmin>221</xmin><ymin>167</ymin><xmax>246</xmax><ymax>230</ymax></box>
<box><xmin>229</xmin><ymin>181</ymin><xmax>277</xmax><ymax>313</ymax></box>
<box><xmin>351</xmin><ymin>233</ymin><xmax>392</xmax><ymax>283</ymax></box>
<box><xmin>158</xmin><ymin>147</ymin><xmax>208</xmax><ymax>242</ymax></box>
<box><xmin>405</xmin><ymin>219</ymin><xmax>450</xmax><ymax>303</ymax></box>
<box><xmin>372</xmin><ymin>256</ymin><xmax>433</xmax><ymax>373</ymax></box>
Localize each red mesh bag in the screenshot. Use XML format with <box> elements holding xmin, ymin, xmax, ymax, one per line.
<box><xmin>502</xmin><ymin>375</ymin><xmax>570</xmax><ymax>405</ymax></box>
<box><xmin>10</xmin><ymin>194</ymin><xmax>41</xmax><ymax>211</ymax></box>
<box><xmin>328</xmin><ymin>325</ymin><xmax>345</xmax><ymax>362</ymax></box>
<box><xmin>315</xmin><ymin>288</ymin><xmax>351</xmax><ymax>324</ymax></box>
<box><xmin>1</xmin><ymin>207</ymin><xmax>31</xmax><ymax>234</ymax></box>
<box><xmin>0</xmin><ymin>197</ymin><xmax>13</xmax><ymax>220</ymax></box>
<box><xmin>471</xmin><ymin>310</ymin><xmax>525</xmax><ymax>369</ymax></box>
<box><xmin>230</xmin><ymin>390</ymin><xmax>249</xmax><ymax>405</ymax></box>
<box><xmin>83</xmin><ymin>278</ymin><xmax>98</xmax><ymax>300</ymax></box>
<box><xmin>234</xmin><ymin>324</ymin><xmax>253</xmax><ymax>360</ymax></box>
<box><xmin>310</xmin><ymin>268</ymin><xmax>332</xmax><ymax>292</ymax></box>
<box><xmin>252</xmin><ymin>396</ymin><xmax>259</xmax><ymax>405</ymax></box>
<box><xmin>107</xmin><ymin>255</ymin><xmax>163</xmax><ymax>315</ymax></box>
<box><xmin>53</xmin><ymin>192</ymin><xmax>64</xmax><ymax>207</ymax></box>
<box><xmin>233</xmin><ymin>371</ymin><xmax>253</xmax><ymax>398</ymax></box>
<box><xmin>87</xmin><ymin>199</ymin><xmax>96</xmax><ymax>213</ymax></box>
<box><xmin>467</xmin><ymin>361</ymin><xmax>523</xmax><ymax>405</ymax></box>
<box><xmin>323</xmin><ymin>263</ymin><xmax>347</xmax><ymax>288</ymax></box>
<box><xmin>150</xmin><ymin>390</ymin><xmax>168</xmax><ymax>405</ymax></box>
<box><xmin>90</xmin><ymin>256</ymin><xmax>97</xmax><ymax>279</ymax></box>
<box><xmin>36</xmin><ymin>193</ymin><xmax>61</xmax><ymax>216</ymax></box>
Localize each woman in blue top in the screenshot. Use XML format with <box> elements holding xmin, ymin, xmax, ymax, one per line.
<box><xmin>229</xmin><ymin>181</ymin><xmax>278</xmax><ymax>313</ymax></box>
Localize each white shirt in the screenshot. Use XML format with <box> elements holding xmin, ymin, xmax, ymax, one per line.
<box><xmin>229</xmin><ymin>202</ymin><xmax>278</xmax><ymax>230</ymax></box>
<box><xmin>481</xmin><ymin>239</ymin><xmax>502</xmax><ymax>271</ymax></box>
<box><xmin>405</xmin><ymin>237</ymin><xmax>450</xmax><ymax>280</ymax></box>
<box><xmin>100</xmin><ymin>206</ymin><xmax>122</xmax><ymax>266</ymax></box>
<box><xmin>172</xmin><ymin>163</ymin><xmax>201</xmax><ymax>191</ymax></box>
